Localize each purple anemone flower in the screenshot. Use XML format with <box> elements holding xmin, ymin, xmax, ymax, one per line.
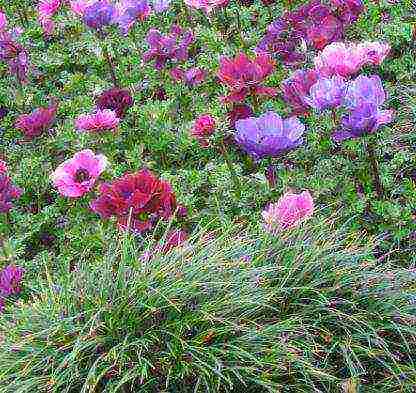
<box><xmin>0</xmin><ymin>35</ymin><xmax>29</xmax><ymax>84</ymax></box>
<box><xmin>83</xmin><ymin>0</ymin><xmax>117</xmax><ymax>31</ymax></box>
<box><xmin>343</xmin><ymin>75</ymin><xmax>386</xmax><ymax>109</ymax></box>
<box><xmin>117</xmin><ymin>0</ymin><xmax>151</xmax><ymax>35</ymax></box>
<box><xmin>0</xmin><ymin>265</ymin><xmax>24</xmax><ymax>296</ymax></box>
<box><xmin>235</xmin><ymin>111</ymin><xmax>305</xmax><ymax>160</ymax></box>
<box><xmin>143</xmin><ymin>24</ymin><xmax>194</xmax><ymax>70</ymax></box>
<box><xmin>332</xmin><ymin>103</ymin><xmax>393</xmax><ymax>142</ymax></box>
<box><xmin>304</xmin><ymin>75</ymin><xmax>346</xmax><ymax>111</ymax></box>
<box><xmin>153</xmin><ymin>0</ymin><xmax>171</xmax><ymax>12</ymax></box>
<box><xmin>170</xmin><ymin>67</ymin><xmax>206</xmax><ymax>87</ymax></box>
<box><xmin>0</xmin><ymin>174</ymin><xmax>22</xmax><ymax>213</ymax></box>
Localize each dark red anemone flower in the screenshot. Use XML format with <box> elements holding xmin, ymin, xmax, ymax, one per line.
<box><xmin>217</xmin><ymin>53</ymin><xmax>276</xmax><ymax>103</ymax></box>
<box><xmin>90</xmin><ymin>169</ymin><xmax>177</xmax><ymax>233</ymax></box>
<box><xmin>96</xmin><ymin>87</ymin><xmax>133</xmax><ymax>118</ymax></box>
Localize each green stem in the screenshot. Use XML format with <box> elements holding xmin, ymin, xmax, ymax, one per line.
<box><xmin>220</xmin><ymin>140</ymin><xmax>241</xmax><ymax>198</ymax></box>
<box><xmin>365</xmin><ymin>139</ymin><xmax>383</xmax><ymax>199</ymax></box>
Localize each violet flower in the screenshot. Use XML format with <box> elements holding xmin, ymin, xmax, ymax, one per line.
<box><xmin>235</xmin><ymin>111</ymin><xmax>305</xmax><ymax>160</ymax></box>
<box><xmin>143</xmin><ymin>25</ymin><xmax>194</xmax><ymax>70</ymax></box>
<box><xmin>0</xmin><ymin>35</ymin><xmax>29</xmax><ymax>84</ymax></box>
<box><xmin>304</xmin><ymin>75</ymin><xmax>346</xmax><ymax>111</ymax></box>
<box><xmin>0</xmin><ymin>174</ymin><xmax>22</xmax><ymax>213</ymax></box>
<box><xmin>117</xmin><ymin>0</ymin><xmax>151</xmax><ymax>35</ymax></box>
<box><xmin>15</xmin><ymin>102</ymin><xmax>57</xmax><ymax>139</ymax></box>
<box><xmin>83</xmin><ymin>0</ymin><xmax>117</xmax><ymax>31</ymax></box>
<box><xmin>0</xmin><ymin>265</ymin><xmax>24</xmax><ymax>296</ymax></box>
<box><xmin>343</xmin><ymin>75</ymin><xmax>386</xmax><ymax>109</ymax></box>
<box><xmin>170</xmin><ymin>67</ymin><xmax>206</xmax><ymax>87</ymax></box>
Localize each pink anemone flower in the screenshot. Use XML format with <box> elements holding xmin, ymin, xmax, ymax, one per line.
<box><xmin>75</xmin><ymin>109</ymin><xmax>119</xmax><ymax>133</ymax></box>
<box><xmin>51</xmin><ymin>149</ymin><xmax>108</xmax><ymax>198</ymax></box>
<box><xmin>262</xmin><ymin>191</ymin><xmax>314</xmax><ymax>232</ymax></box>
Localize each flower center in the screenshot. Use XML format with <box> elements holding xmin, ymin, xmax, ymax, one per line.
<box><xmin>74</xmin><ymin>168</ymin><xmax>90</xmax><ymax>183</ymax></box>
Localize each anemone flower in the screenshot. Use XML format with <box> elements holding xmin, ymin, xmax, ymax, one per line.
<box><xmin>170</xmin><ymin>67</ymin><xmax>206</xmax><ymax>87</ymax></box>
<box><xmin>191</xmin><ymin>114</ymin><xmax>216</xmax><ymax>146</ymax></box>
<box><xmin>304</xmin><ymin>75</ymin><xmax>346</xmax><ymax>111</ymax></box>
<box><xmin>15</xmin><ymin>102</ymin><xmax>57</xmax><ymax>139</ymax></box>
<box><xmin>228</xmin><ymin>104</ymin><xmax>253</xmax><ymax>129</ymax></box>
<box><xmin>343</xmin><ymin>75</ymin><xmax>386</xmax><ymax>109</ymax></box>
<box><xmin>217</xmin><ymin>53</ymin><xmax>276</xmax><ymax>103</ymax></box>
<box><xmin>96</xmin><ymin>87</ymin><xmax>133</xmax><ymax>118</ymax></box>
<box><xmin>37</xmin><ymin>0</ymin><xmax>62</xmax><ymax>36</ymax></box>
<box><xmin>75</xmin><ymin>109</ymin><xmax>119</xmax><ymax>133</ymax></box>
<box><xmin>356</xmin><ymin>41</ymin><xmax>390</xmax><ymax>66</ymax></box>
<box><xmin>83</xmin><ymin>0</ymin><xmax>117</xmax><ymax>31</ymax></box>
<box><xmin>0</xmin><ymin>174</ymin><xmax>22</xmax><ymax>213</ymax></box>
<box><xmin>235</xmin><ymin>111</ymin><xmax>305</xmax><ymax>160</ymax></box>
<box><xmin>51</xmin><ymin>149</ymin><xmax>108</xmax><ymax>198</ymax></box>
<box><xmin>262</xmin><ymin>191</ymin><xmax>314</xmax><ymax>232</ymax></box>
<box><xmin>117</xmin><ymin>0</ymin><xmax>151</xmax><ymax>35</ymax></box>
<box><xmin>0</xmin><ymin>265</ymin><xmax>25</xmax><ymax>296</ymax></box>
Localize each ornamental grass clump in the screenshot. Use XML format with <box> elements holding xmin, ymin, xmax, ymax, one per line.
<box><xmin>1</xmin><ymin>222</ymin><xmax>415</xmax><ymax>391</ymax></box>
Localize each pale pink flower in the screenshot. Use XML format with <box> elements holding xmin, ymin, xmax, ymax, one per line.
<box><xmin>75</xmin><ymin>109</ymin><xmax>119</xmax><ymax>133</ymax></box>
<box><xmin>314</xmin><ymin>42</ymin><xmax>365</xmax><ymax>78</ymax></box>
<box><xmin>0</xmin><ymin>160</ymin><xmax>7</xmax><ymax>174</ymax></box>
<box><xmin>356</xmin><ymin>41</ymin><xmax>390</xmax><ymax>66</ymax></box>
<box><xmin>51</xmin><ymin>149</ymin><xmax>108</xmax><ymax>198</ymax></box>
<box><xmin>0</xmin><ymin>10</ymin><xmax>7</xmax><ymax>31</ymax></box>
<box><xmin>69</xmin><ymin>0</ymin><xmax>95</xmax><ymax>15</ymax></box>
<box><xmin>262</xmin><ymin>191</ymin><xmax>314</xmax><ymax>232</ymax></box>
<box><xmin>185</xmin><ymin>0</ymin><xmax>228</xmax><ymax>13</ymax></box>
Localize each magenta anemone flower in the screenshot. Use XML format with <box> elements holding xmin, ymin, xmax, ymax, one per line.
<box><xmin>0</xmin><ymin>265</ymin><xmax>24</xmax><ymax>296</ymax></box>
<box><xmin>170</xmin><ymin>67</ymin><xmax>206</xmax><ymax>87</ymax></box>
<box><xmin>228</xmin><ymin>104</ymin><xmax>253</xmax><ymax>129</ymax></box>
<box><xmin>281</xmin><ymin>69</ymin><xmax>319</xmax><ymax>115</ymax></box>
<box><xmin>75</xmin><ymin>109</ymin><xmax>119</xmax><ymax>133</ymax></box>
<box><xmin>185</xmin><ymin>0</ymin><xmax>229</xmax><ymax>13</ymax></box>
<box><xmin>314</xmin><ymin>42</ymin><xmax>365</xmax><ymax>78</ymax></box>
<box><xmin>235</xmin><ymin>111</ymin><xmax>305</xmax><ymax>160</ymax></box>
<box><xmin>304</xmin><ymin>75</ymin><xmax>346</xmax><ymax>111</ymax></box>
<box><xmin>0</xmin><ymin>36</ymin><xmax>29</xmax><ymax>84</ymax></box>
<box><xmin>90</xmin><ymin>169</ymin><xmax>177</xmax><ymax>233</ymax></box>
<box><xmin>158</xmin><ymin>229</ymin><xmax>188</xmax><ymax>253</ymax></box>
<box><xmin>356</xmin><ymin>41</ymin><xmax>390</xmax><ymax>66</ymax></box>
<box><xmin>15</xmin><ymin>103</ymin><xmax>57</xmax><ymax>140</ymax></box>
<box><xmin>37</xmin><ymin>0</ymin><xmax>62</xmax><ymax>35</ymax></box>
<box><xmin>51</xmin><ymin>149</ymin><xmax>108</xmax><ymax>198</ymax></box>
<box><xmin>262</xmin><ymin>191</ymin><xmax>314</xmax><ymax>232</ymax></box>
<box><xmin>217</xmin><ymin>53</ymin><xmax>276</xmax><ymax>103</ymax></box>
<box><xmin>70</xmin><ymin>0</ymin><xmax>94</xmax><ymax>15</ymax></box>
<box><xmin>0</xmin><ymin>160</ymin><xmax>7</xmax><ymax>174</ymax></box>
<box><xmin>330</xmin><ymin>0</ymin><xmax>364</xmax><ymax>24</ymax></box>
<box><xmin>143</xmin><ymin>25</ymin><xmax>194</xmax><ymax>70</ymax></box>
<box><xmin>0</xmin><ymin>174</ymin><xmax>22</xmax><ymax>213</ymax></box>
<box><xmin>191</xmin><ymin>114</ymin><xmax>216</xmax><ymax>146</ymax></box>
<box><xmin>117</xmin><ymin>0</ymin><xmax>151</xmax><ymax>35</ymax></box>
<box><xmin>0</xmin><ymin>10</ymin><xmax>7</xmax><ymax>30</ymax></box>
<box><xmin>96</xmin><ymin>87</ymin><xmax>133</xmax><ymax>118</ymax></box>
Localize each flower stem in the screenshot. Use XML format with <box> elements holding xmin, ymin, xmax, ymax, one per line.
<box><xmin>101</xmin><ymin>38</ymin><xmax>119</xmax><ymax>87</ymax></box>
<box><xmin>220</xmin><ymin>140</ymin><xmax>241</xmax><ymax>198</ymax></box>
<box><xmin>365</xmin><ymin>139</ymin><xmax>383</xmax><ymax>199</ymax></box>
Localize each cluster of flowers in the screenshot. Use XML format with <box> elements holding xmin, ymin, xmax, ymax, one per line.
<box><xmin>0</xmin><ymin>264</ymin><xmax>24</xmax><ymax>313</ymax></box>
<box><xmin>282</xmin><ymin>41</ymin><xmax>392</xmax><ymax>140</ymax></box>
<box><xmin>0</xmin><ymin>160</ymin><xmax>22</xmax><ymax>213</ymax></box>
<box><xmin>257</xmin><ymin>0</ymin><xmax>364</xmax><ymax>64</ymax></box>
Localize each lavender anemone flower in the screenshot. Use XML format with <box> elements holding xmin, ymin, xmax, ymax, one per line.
<box><xmin>281</xmin><ymin>69</ymin><xmax>319</xmax><ymax>115</ymax></box>
<box><xmin>235</xmin><ymin>111</ymin><xmax>305</xmax><ymax>160</ymax></box>
<box><xmin>83</xmin><ymin>0</ymin><xmax>117</xmax><ymax>31</ymax></box>
<box><xmin>117</xmin><ymin>0</ymin><xmax>151</xmax><ymax>35</ymax></box>
<box><xmin>332</xmin><ymin>103</ymin><xmax>393</xmax><ymax>142</ymax></box>
<box><xmin>143</xmin><ymin>25</ymin><xmax>194</xmax><ymax>70</ymax></box>
<box><xmin>153</xmin><ymin>0</ymin><xmax>170</xmax><ymax>12</ymax></box>
<box><xmin>304</xmin><ymin>75</ymin><xmax>346</xmax><ymax>111</ymax></box>
<box><xmin>343</xmin><ymin>75</ymin><xmax>386</xmax><ymax>109</ymax></box>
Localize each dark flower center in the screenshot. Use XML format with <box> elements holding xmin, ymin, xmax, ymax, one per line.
<box><xmin>74</xmin><ymin>168</ymin><xmax>90</xmax><ymax>183</ymax></box>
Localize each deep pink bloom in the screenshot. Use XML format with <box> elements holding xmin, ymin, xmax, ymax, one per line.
<box><xmin>96</xmin><ymin>87</ymin><xmax>133</xmax><ymax>118</ymax></box>
<box><xmin>69</xmin><ymin>0</ymin><xmax>94</xmax><ymax>15</ymax></box>
<box><xmin>0</xmin><ymin>36</ymin><xmax>29</xmax><ymax>84</ymax></box>
<box><xmin>0</xmin><ymin>160</ymin><xmax>7</xmax><ymax>174</ymax></box>
<box><xmin>191</xmin><ymin>114</ymin><xmax>216</xmax><ymax>146</ymax></box>
<box><xmin>356</xmin><ymin>41</ymin><xmax>390</xmax><ymax>66</ymax></box>
<box><xmin>170</xmin><ymin>67</ymin><xmax>206</xmax><ymax>87</ymax></box>
<box><xmin>281</xmin><ymin>69</ymin><xmax>319</xmax><ymax>115</ymax></box>
<box><xmin>314</xmin><ymin>42</ymin><xmax>365</xmax><ymax>78</ymax></box>
<box><xmin>75</xmin><ymin>109</ymin><xmax>119</xmax><ymax>133</ymax></box>
<box><xmin>228</xmin><ymin>104</ymin><xmax>253</xmax><ymax>129</ymax></box>
<box><xmin>217</xmin><ymin>53</ymin><xmax>276</xmax><ymax>103</ymax></box>
<box><xmin>90</xmin><ymin>169</ymin><xmax>177</xmax><ymax>233</ymax></box>
<box><xmin>51</xmin><ymin>149</ymin><xmax>108</xmax><ymax>198</ymax></box>
<box><xmin>262</xmin><ymin>191</ymin><xmax>314</xmax><ymax>232</ymax></box>
<box><xmin>15</xmin><ymin>103</ymin><xmax>57</xmax><ymax>139</ymax></box>
<box><xmin>0</xmin><ymin>265</ymin><xmax>24</xmax><ymax>296</ymax></box>
<box><xmin>0</xmin><ymin>10</ymin><xmax>7</xmax><ymax>31</ymax></box>
<box><xmin>184</xmin><ymin>0</ymin><xmax>228</xmax><ymax>13</ymax></box>
<box><xmin>38</xmin><ymin>0</ymin><xmax>61</xmax><ymax>35</ymax></box>
<box><xmin>0</xmin><ymin>174</ymin><xmax>22</xmax><ymax>213</ymax></box>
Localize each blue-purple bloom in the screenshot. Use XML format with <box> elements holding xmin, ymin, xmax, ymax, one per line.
<box><xmin>83</xmin><ymin>0</ymin><xmax>116</xmax><ymax>31</ymax></box>
<box><xmin>304</xmin><ymin>75</ymin><xmax>346</xmax><ymax>111</ymax></box>
<box><xmin>332</xmin><ymin>75</ymin><xmax>393</xmax><ymax>142</ymax></box>
<box><xmin>117</xmin><ymin>0</ymin><xmax>151</xmax><ymax>35</ymax></box>
<box><xmin>143</xmin><ymin>25</ymin><xmax>194</xmax><ymax>70</ymax></box>
<box><xmin>235</xmin><ymin>112</ymin><xmax>305</xmax><ymax>160</ymax></box>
